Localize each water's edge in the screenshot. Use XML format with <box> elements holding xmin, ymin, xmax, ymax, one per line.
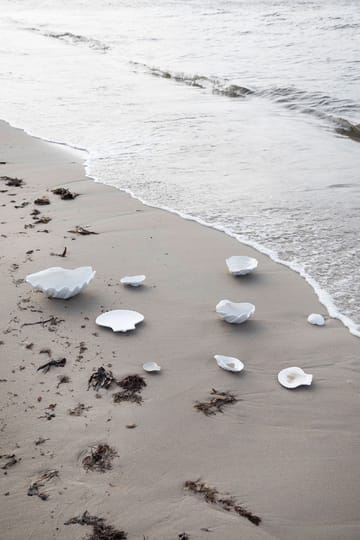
<box><xmin>3</xmin><ymin>118</ymin><xmax>359</xmax><ymax>338</ymax></box>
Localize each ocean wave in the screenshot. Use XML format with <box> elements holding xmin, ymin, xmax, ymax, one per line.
<box><xmin>132</xmin><ymin>62</ymin><xmax>360</xmax><ymax>141</ymax></box>
<box><xmin>25</xmin><ymin>27</ymin><xmax>110</xmax><ymax>52</ymax></box>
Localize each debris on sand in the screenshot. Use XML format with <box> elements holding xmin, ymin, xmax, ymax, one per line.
<box><xmin>82</xmin><ymin>444</ymin><xmax>117</xmax><ymax>473</ymax></box>
<box><xmin>37</xmin><ymin>358</ymin><xmax>66</xmax><ymax>373</ymax></box>
<box><xmin>184</xmin><ymin>480</ymin><xmax>261</xmax><ymax>526</ymax></box>
<box><xmin>0</xmin><ymin>176</ymin><xmax>24</xmax><ymax>187</ymax></box>
<box><xmin>88</xmin><ymin>367</ymin><xmax>114</xmax><ymax>391</ymax></box>
<box><xmin>194</xmin><ymin>388</ymin><xmax>238</xmax><ymax>416</ymax></box>
<box><xmin>34</xmin><ymin>437</ymin><xmax>48</xmax><ymax>446</ymax></box>
<box><xmin>57</xmin><ymin>374</ymin><xmax>70</xmax><ymax>388</ymax></box>
<box><xmin>126</xmin><ymin>424</ymin><xmax>137</xmax><ymax>429</ymax></box>
<box><xmin>34</xmin><ymin>196</ymin><xmax>50</xmax><ymax>205</ymax></box>
<box><xmin>113</xmin><ymin>374</ymin><xmax>146</xmax><ymax>405</ymax></box>
<box><xmin>52</xmin><ymin>187</ymin><xmax>79</xmax><ymax>200</ymax></box>
<box><xmin>178</xmin><ymin>534</ymin><xmax>190</xmax><ymax>540</ymax></box>
<box><xmin>50</xmin><ymin>246</ymin><xmax>67</xmax><ymax>258</ymax></box>
<box><xmin>0</xmin><ymin>454</ymin><xmax>19</xmax><ymax>470</ymax></box>
<box><xmin>33</xmin><ymin>215</ymin><xmax>52</xmax><ymax>225</ymax></box>
<box><xmin>30</xmin><ymin>208</ymin><xmax>41</xmax><ymax>217</ymax></box>
<box><xmin>68</xmin><ymin>225</ymin><xmax>99</xmax><ymax>235</ymax></box>
<box><xmin>14</xmin><ymin>201</ymin><xmax>30</xmax><ymax>209</ymax></box>
<box><xmin>22</xmin><ymin>316</ymin><xmax>64</xmax><ymax>329</ymax></box>
<box><xmin>27</xmin><ymin>469</ymin><xmax>59</xmax><ymax>500</ymax></box>
<box><xmin>68</xmin><ymin>403</ymin><xmax>92</xmax><ymax>416</ymax></box>
<box><xmin>64</xmin><ymin>511</ymin><xmax>127</xmax><ymax>540</ymax></box>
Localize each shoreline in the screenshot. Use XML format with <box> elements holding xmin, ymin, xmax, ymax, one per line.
<box><xmin>3</xmin><ymin>116</ymin><xmax>359</xmax><ymax>338</ymax></box>
<box><xmin>1</xmin><ymin>120</ymin><xmax>360</xmax><ymax>540</ymax></box>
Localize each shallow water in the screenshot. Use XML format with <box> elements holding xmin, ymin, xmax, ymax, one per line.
<box><xmin>0</xmin><ymin>0</ymin><xmax>359</xmax><ymax>335</ymax></box>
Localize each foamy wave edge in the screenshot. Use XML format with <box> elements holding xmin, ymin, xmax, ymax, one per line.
<box><xmin>2</xmin><ymin>119</ymin><xmax>359</xmax><ymax>338</ymax></box>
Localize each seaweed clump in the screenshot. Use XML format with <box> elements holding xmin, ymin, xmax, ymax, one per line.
<box><xmin>82</xmin><ymin>444</ymin><xmax>117</xmax><ymax>473</ymax></box>
<box><xmin>184</xmin><ymin>480</ymin><xmax>261</xmax><ymax>526</ymax></box>
<box><xmin>194</xmin><ymin>388</ymin><xmax>238</xmax><ymax>416</ymax></box>
<box><xmin>113</xmin><ymin>374</ymin><xmax>146</xmax><ymax>405</ymax></box>
<box><xmin>65</xmin><ymin>511</ymin><xmax>127</xmax><ymax>539</ymax></box>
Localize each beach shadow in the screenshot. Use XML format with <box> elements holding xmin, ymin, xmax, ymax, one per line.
<box><xmin>220</xmin><ymin>319</ymin><xmax>266</xmax><ymax>336</ymax></box>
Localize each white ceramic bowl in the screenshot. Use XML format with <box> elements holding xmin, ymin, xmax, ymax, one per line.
<box><xmin>226</xmin><ymin>256</ymin><xmax>258</xmax><ymax>276</ymax></box>
<box><xmin>96</xmin><ymin>310</ymin><xmax>144</xmax><ymax>332</ymax></box>
<box><xmin>143</xmin><ymin>362</ymin><xmax>161</xmax><ymax>372</ymax></box>
<box><xmin>216</xmin><ymin>299</ymin><xmax>255</xmax><ymax>324</ymax></box>
<box><xmin>278</xmin><ymin>367</ymin><xmax>313</xmax><ymax>389</ymax></box>
<box><xmin>214</xmin><ymin>355</ymin><xmax>244</xmax><ymax>372</ymax></box>
<box><xmin>25</xmin><ymin>266</ymin><xmax>96</xmax><ymax>299</ymax></box>
<box><xmin>120</xmin><ymin>275</ymin><xmax>146</xmax><ymax>287</ymax></box>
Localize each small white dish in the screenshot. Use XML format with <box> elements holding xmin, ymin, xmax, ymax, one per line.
<box><xmin>226</xmin><ymin>255</ymin><xmax>258</xmax><ymax>276</ymax></box>
<box><xmin>307</xmin><ymin>313</ymin><xmax>325</xmax><ymax>326</ymax></box>
<box><xmin>216</xmin><ymin>300</ymin><xmax>255</xmax><ymax>324</ymax></box>
<box><xmin>214</xmin><ymin>355</ymin><xmax>244</xmax><ymax>372</ymax></box>
<box><xmin>278</xmin><ymin>367</ymin><xmax>313</xmax><ymax>389</ymax></box>
<box><xmin>143</xmin><ymin>362</ymin><xmax>161</xmax><ymax>372</ymax></box>
<box><xmin>120</xmin><ymin>275</ymin><xmax>146</xmax><ymax>287</ymax></box>
<box><xmin>96</xmin><ymin>310</ymin><xmax>144</xmax><ymax>332</ymax></box>
<box><xmin>25</xmin><ymin>266</ymin><xmax>95</xmax><ymax>299</ymax></box>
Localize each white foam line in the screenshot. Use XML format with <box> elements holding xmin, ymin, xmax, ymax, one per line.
<box><xmin>2</xmin><ymin>118</ymin><xmax>359</xmax><ymax>338</ymax></box>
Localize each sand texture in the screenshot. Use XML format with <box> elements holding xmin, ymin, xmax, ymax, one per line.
<box><xmin>0</xmin><ymin>121</ymin><xmax>359</xmax><ymax>540</ymax></box>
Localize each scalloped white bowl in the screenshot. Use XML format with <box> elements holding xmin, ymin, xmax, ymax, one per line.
<box><xmin>307</xmin><ymin>313</ymin><xmax>325</xmax><ymax>326</ymax></box>
<box><xmin>278</xmin><ymin>367</ymin><xmax>313</xmax><ymax>389</ymax></box>
<box><xmin>226</xmin><ymin>255</ymin><xmax>258</xmax><ymax>276</ymax></box>
<box><xmin>96</xmin><ymin>309</ymin><xmax>144</xmax><ymax>332</ymax></box>
<box><xmin>216</xmin><ymin>300</ymin><xmax>255</xmax><ymax>324</ymax></box>
<box><xmin>120</xmin><ymin>275</ymin><xmax>146</xmax><ymax>287</ymax></box>
<box><xmin>25</xmin><ymin>266</ymin><xmax>96</xmax><ymax>299</ymax></box>
<box><xmin>214</xmin><ymin>355</ymin><xmax>244</xmax><ymax>373</ymax></box>
<box><xmin>143</xmin><ymin>362</ymin><xmax>161</xmax><ymax>372</ymax></box>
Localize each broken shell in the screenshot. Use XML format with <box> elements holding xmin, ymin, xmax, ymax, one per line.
<box><xmin>226</xmin><ymin>255</ymin><xmax>258</xmax><ymax>276</ymax></box>
<box><xmin>278</xmin><ymin>367</ymin><xmax>313</xmax><ymax>389</ymax></box>
<box><xmin>216</xmin><ymin>300</ymin><xmax>255</xmax><ymax>324</ymax></box>
<box><xmin>95</xmin><ymin>310</ymin><xmax>144</xmax><ymax>333</ymax></box>
<box><xmin>307</xmin><ymin>313</ymin><xmax>325</xmax><ymax>326</ymax></box>
<box><xmin>214</xmin><ymin>355</ymin><xmax>244</xmax><ymax>372</ymax></box>
<box><xmin>143</xmin><ymin>362</ymin><xmax>161</xmax><ymax>372</ymax></box>
<box><xmin>120</xmin><ymin>275</ymin><xmax>146</xmax><ymax>287</ymax></box>
<box><xmin>25</xmin><ymin>266</ymin><xmax>96</xmax><ymax>299</ymax></box>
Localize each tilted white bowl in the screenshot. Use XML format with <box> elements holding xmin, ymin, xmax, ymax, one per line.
<box><xmin>214</xmin><ymin>355</ymin><xmax>244</xmax><ymax>373</ymax></box>
<box><xmin>216</xmin><ymin>299</ymin><xmax>255</xmax><ymax>324</ymax></box>
<box><xmin>278</xmin><ymin>367</ymin><xmax>313</xmax><ymax>389</ymax></box>
<box><xmin>120</xmin><ymin>275</ymin><xmax>146</xmax><ymax>287</ymax></box>
<box><xmin>143</xmin><ymin>362</ymin><xmax>161</xmax><ymax>372</ymax></box>
<box><xmin>307</xmin><ymin>313</ymin><xmax>325</xmax><ymax>326</ymax></box>
<box><xmin>25</xmin><ymin>266</ymin><xmax>96</xmax><ymax>299</ymax></box>
<box><xmin>226</xmin><ymin>255</ymin><xmax>258</xmax><ymax>276</ymax></box>
<box><xmin>96</xmin><ymin>309</ymin><xmax>144</xmax><ymax>332</ymax></box>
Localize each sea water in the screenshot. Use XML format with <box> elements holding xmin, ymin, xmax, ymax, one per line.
<box><xmin>0</xmin><ymin>0</ymin><xmax>359</xmax><ymax>335</ymax></box>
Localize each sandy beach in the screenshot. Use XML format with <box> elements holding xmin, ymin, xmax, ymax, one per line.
<box><xmin>0</xmin><ymin>120</ymin><xmax>359</xmax><ymax>539</ymax></box>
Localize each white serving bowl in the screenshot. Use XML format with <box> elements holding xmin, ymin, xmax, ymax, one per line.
<box><xmin>226</xmin><ymin>255</ymin><xmax>258</xmax><ymax>276</ymax></box>
<box><xmin>214</xmin><ymin>355</ymin><xmax>244</xmax><ymax>372</ymax></box>
<box><xmin>143</xmin><ymin>362</ymin><xmax>161</xmax><ymax>372</ymax></box>
<box><xmin>96</xmin><ymin>309</ymin><xmax>144</xmax><ymax>332</ymax></box>
<box><xmin>216</xmin><ymin>299</ymin><xmax>255</xmax><ymax>324</ymax></box>
<box><xmin>278</xmin><ymin>367</ymin><xmax>313</xmax><ymax>389</ymax></box>
<box><xmin>120</xmin><ymin>275</ymin><xmax>146</xmax><ymax>287</ymax></box>
<box><xmin>307</xmin><ymin>313</ymin><xmax>325</xmax><ymax>326</ymax></box>
<box><xmin>25</xmin><ymin>266</ymin><xmax>96</xmax><ymax>299</ymax></box>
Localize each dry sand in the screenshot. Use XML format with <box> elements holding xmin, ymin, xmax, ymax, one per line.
<box><xmin>0</xmin><ymin>120</ymin><xmax>359</xmax><ymax>540</ymax></box>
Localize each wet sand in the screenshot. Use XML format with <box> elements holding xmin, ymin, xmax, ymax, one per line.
<box><xmin>0</xmin><ymin>120</ymin><xmax>359</xmax><ymax>540</ymax></box>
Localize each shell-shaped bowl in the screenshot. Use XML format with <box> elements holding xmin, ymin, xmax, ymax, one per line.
<box><xmin>143</xmin><ymin>362</ymin><xmax>161</xmax><ymax>373</ymax></box>
<box><xmin>96</xmin><ymin>310</ymin><xmax>144</xmax><ymax>333</ymax></box>
<box><xmin>278</xmin><ymin>367</ymin><xmax>313</xmax><ymax>389</ymax></box>
<box><xmin>307</xmin><ymin>313</ymin><xmax>325</xmax><ymax>326</ymax></box>
<box><xmin>25</xmin><ymin>266</ymin><xmax>96</xmax><ymax>299</ymax></box>
<box><xmin>120</xmin><ymin>275</ymin><xmax>146</xmax><ymax>287</ymax></box>
<box><xmin>216</xmin><ymin>299</ymin><xmax>255</xmax><ymax>324</ymax></box>
<box><xmin>214</xmin><ymin>355</ymin><xmax>244</xmax><ymax>373</ymax></box>
<box><xmin>226</xmin><ymin>255</ymin><xmax>258</xmax><ymax>276</ymax></box>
